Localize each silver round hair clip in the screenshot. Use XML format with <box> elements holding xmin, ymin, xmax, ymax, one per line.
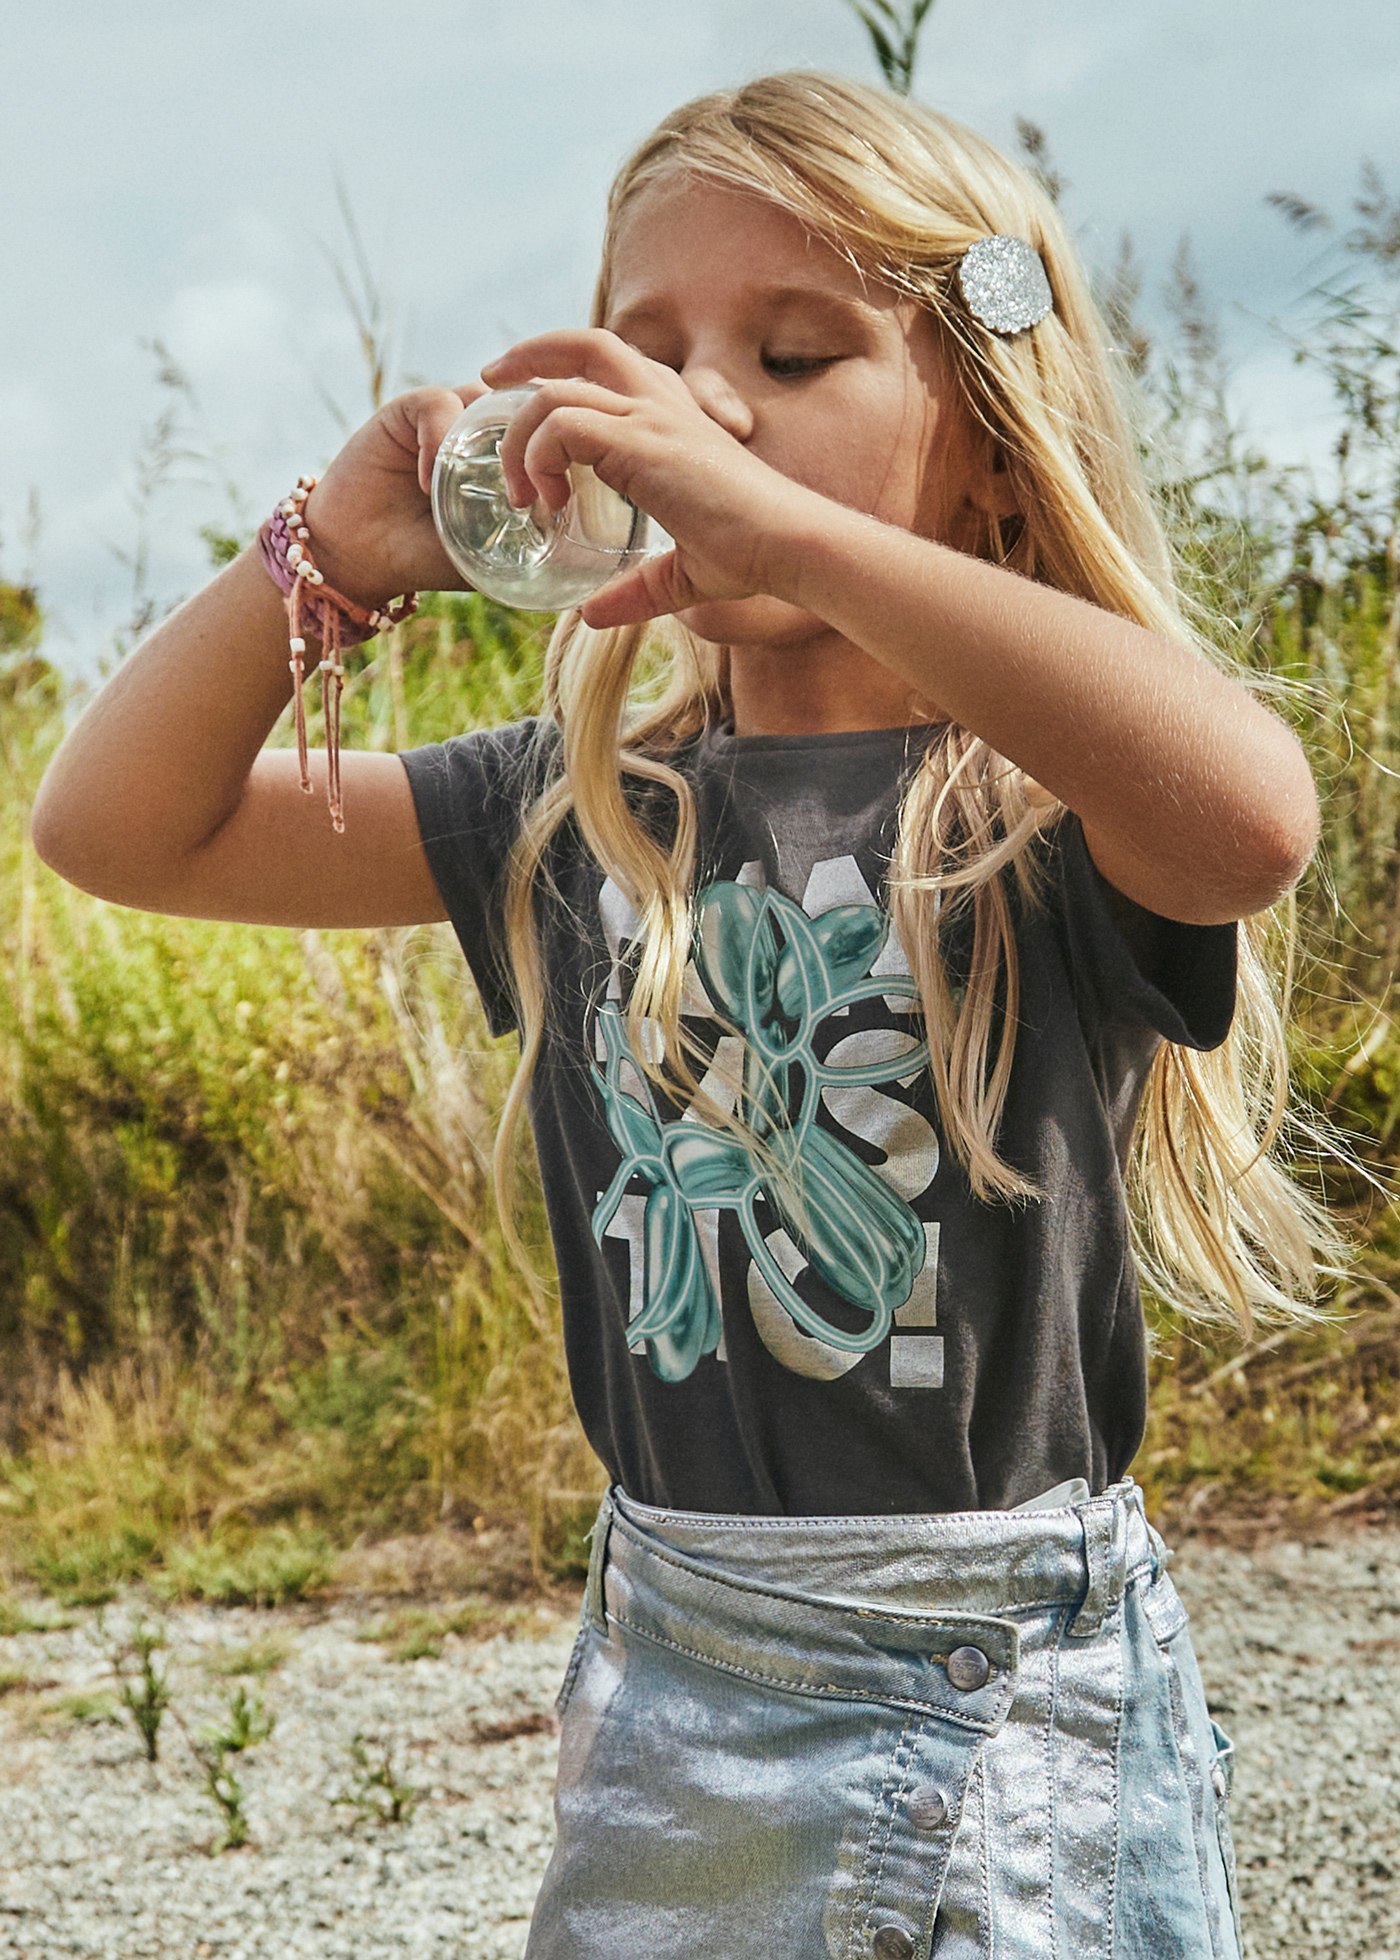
<box><xmin>957</xmin><ymin>234</ymin><xmax>1054</xmax><ymax>335</ymax></box>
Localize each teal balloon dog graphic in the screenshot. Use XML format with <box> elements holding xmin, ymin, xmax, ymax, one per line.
<box><xmin>590</xmin><ymin>880</ymin><xmax>932</xmax><ymax>1382</ymax></box>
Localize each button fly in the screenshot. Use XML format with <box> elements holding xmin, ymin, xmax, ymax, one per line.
<box><xmin>946</xmin><ymin>1644</ymin><xmax>991</xmax><ymax>1691</ymax></box>
<box><xmin>1211</xmin><ymin>1763</ymin><xmax>1228</xmax><ymax>1801</ymax></box>
<box><xmin>872</xmin><ymin>1926</ymin><xmax>915</xmax><ymax>1960</ymax></box>
<box><xmin>906</xmin><ymin>1784</ymin><xmax>950</xmax><ymax>1830</ymax></box>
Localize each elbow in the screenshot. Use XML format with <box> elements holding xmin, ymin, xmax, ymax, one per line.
<box><xmin>1253</xmin><ymin>743</ymin><xmax>1321</xmax><ymax>908</ymax></box>
<box><xmin>28</xmin><ymin>791</ymin><xmax>76</xmax><ymax>881</ymax></box>
<box><xmin>29</xmin><ymin>815</ymin><xmax>99</xmax><ymax>897</ymax></box>
<box><xmin>29</xmin><ymin>793</ymin><xmax>124</xmax><ymax>901</ymax></box>
<box><xmin>1278</xmin><ymin>806</ymin><xmax>1321</xmax><ymax>894</ymax></box>
<box><xmin>28</xmin><ymin>759</ymin><xmax>85</xmax><ymax>875</ymax></box>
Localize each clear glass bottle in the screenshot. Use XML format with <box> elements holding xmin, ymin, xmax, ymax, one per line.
<box><xmin>431</xmin><ymin>384</ymin><xmax>670</xmax><ymax>610</ymax></box>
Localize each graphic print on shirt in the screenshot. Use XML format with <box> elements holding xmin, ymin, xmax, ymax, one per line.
<box><xmin>588</xmin><ymin>856</ymin><xmax>944</xmax><ymax>1389</ymax></box>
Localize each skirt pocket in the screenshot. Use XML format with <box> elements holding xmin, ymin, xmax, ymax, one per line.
<box><xmin>527</xmin><ymin>1528</ymin><xmax>1021</xmax><ymax>1960</ymax></box>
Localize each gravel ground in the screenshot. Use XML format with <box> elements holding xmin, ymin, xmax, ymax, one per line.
<box><xmin>0</xmin><ymin>1524</ymin><xmax>1397</xmax><ymax>1958</ymax></box>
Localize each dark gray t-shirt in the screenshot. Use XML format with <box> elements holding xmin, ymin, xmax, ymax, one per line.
<box><xmin>397</xmin><ymin>713</ymin><xmax>1236</xmax><ymax>1514</ymax></box>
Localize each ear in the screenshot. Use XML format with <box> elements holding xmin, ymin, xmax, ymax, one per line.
<box><xmin>967</xmin><ymin>439</ymin><xmax>1023</xmax><ymax>521</ymax></box>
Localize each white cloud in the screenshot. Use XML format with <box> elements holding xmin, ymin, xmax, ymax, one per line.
<box><xmin>0</xmin><ymin>382</ymin><xmax>57</xmax><ymax>470</ymax></box>
<box><xmin>162</xmin><ymin>277</ymin><xmax>287</xmax><ymax>374</ymax></box>
<box><xmin>2</xmin><ymin>0</ymin><xmax>1388</xmax><ymax>681</ymax></box>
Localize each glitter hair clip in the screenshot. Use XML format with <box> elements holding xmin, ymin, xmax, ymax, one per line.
<box><xmin>957</xmin><ymin>235</ymin><xmax>1055</xmax><ymax>336</ymax></box>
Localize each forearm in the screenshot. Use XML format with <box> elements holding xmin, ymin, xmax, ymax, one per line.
<box><xmin>782</xmin><ymin>499</ymin><xmax>1319</xmax><ymax>922</ymax></box>
<box><xmin>31</xmin><ymin>545</ymin><xmax>314</xmax><ymax>879</ymax></box>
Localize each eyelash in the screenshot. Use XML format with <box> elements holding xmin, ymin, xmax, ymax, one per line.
<box><xmin>763</xmin><ymin>354</ymin><xmax>836</xmax><ymax>379</ymax></box>
<box><xmin>642</xmin><ymin>352</ymin><xmax>836</xmax><ymax>379</ymax></box>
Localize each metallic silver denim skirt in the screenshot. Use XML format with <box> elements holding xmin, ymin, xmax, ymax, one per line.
<box><xmin>524</xmin><ymin>1473</ymin><xmax>1243</xmax><ymax>1960</ymax></box>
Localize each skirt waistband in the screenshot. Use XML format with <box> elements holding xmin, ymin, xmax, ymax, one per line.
<box><xmin>581</xmin><ymin>1474</ymin><xmax>1171</xmax><ymax>1650</ymax></box>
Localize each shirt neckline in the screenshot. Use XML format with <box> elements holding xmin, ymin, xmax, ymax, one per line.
<box><xmin>699</xmin><ymin>714</ymin><xmax>950</xmax><ymax>756</ymax></box>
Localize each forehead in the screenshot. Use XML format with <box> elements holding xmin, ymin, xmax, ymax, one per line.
<box><xmin>606</xmin><ymin>175</ymin><xmax>901</xmax><ymax>327</ymax></box>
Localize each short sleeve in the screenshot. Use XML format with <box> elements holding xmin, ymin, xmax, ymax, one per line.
<box><xmin>1047</xmin><ymin>809</ymin><xmax>1237</xmax><ymax>1052</ymax></box>
<box><xmin>396</xmin><ymin>716</ymin><xmax>559</xmax><ymax>1039</ymax></box>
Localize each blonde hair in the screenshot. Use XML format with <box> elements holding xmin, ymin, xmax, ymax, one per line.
<box><xmin>485</xmin><ymin>68</ymin><xmax>1362</xmax><ymax>1350</ymax></box>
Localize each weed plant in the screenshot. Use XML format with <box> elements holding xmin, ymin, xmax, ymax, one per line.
<box><xmin>96</xmin><ymin>1603</ymin><xmax>173</xmax><ymax>1761</ymax></box>
<box><xmin>170</xmin><ymin>1686</ymin><xmax>276</xmax><ymax>1852</ymax></box>
<box><xmin>331</xmin><ymin>1729</ymin><xmax>422</xmax><ymax>1827</ymax></box>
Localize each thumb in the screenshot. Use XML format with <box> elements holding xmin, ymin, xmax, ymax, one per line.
<box><xmin>578</xmin><ymin>550</ymin><xmax>703</xmax><ymax>631</ymax></box>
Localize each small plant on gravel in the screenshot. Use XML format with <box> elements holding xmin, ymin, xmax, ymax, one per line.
<box><xmin>0</xmin><ymin>1667</ymin><xmax>55</xmax><ymax>1697</ymax></box>
<box><xmin>331</xmin><ymin>1729</ymin><xmax>422</xmax><ymax>1827</ymax></box>
<box><xmin>198</xmin><ymin>1635</ymin><xmax>292</xmax><ymax>1678</ymax></box>
<box><xmin>353</xmin><ymin>1598</ymin><xmax>542</xmax><ymax>1659</ymax></box>
<box><xmin>40</xmin><ymin>1688</ymin><xmax>122</xmax><ymax>1726</ymax></box>
<box><xmin>0</xmin><ymin>1595</ymin><xmax>68</xmax><ymax>1637</ymax></box>
<box><xmin>170</xmin><ymin>1687</ymin><xmax>276</xmax><ymax>1852</ymax></box>
<box><xmin>185</xmin><ymin>1731</ymin><xmax>251</xmax><ymax>1852</ymax></box>
<box><xmin>203</xmin><ymin>1682</ymin><xmax>276</xmax><ymax>1753</ymax></box>
<box><xmin>353</xmin><ymin>1606</ymin><xmax>452</xmax><ymax>1661</ymax></box>
<box><xmin>95</xmin><ymin>1604</ymin><xmax>174</xmax><ymax>1762</ymax></box>
<box><xmin>443</xmin><ymin>1597</ymin><xmax>546</xmax><ymax>1642</ymax></box>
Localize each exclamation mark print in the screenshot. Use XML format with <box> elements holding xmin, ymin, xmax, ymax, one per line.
<box><xmin>890</xmin><ymin>1222</ymin><xmax>943</xmax><ymax>1388</ymax></box>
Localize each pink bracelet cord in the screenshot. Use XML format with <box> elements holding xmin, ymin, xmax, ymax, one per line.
<box><xmin>256</xmin><ymin>475</ymin><xmax>419</xmax><ymax>832</ymax></box>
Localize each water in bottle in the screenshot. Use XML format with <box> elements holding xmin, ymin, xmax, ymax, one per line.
<box><xmin>431</xmin><ymin>385</ymin><xmax>670</xmax><ymax>610</ymax></box>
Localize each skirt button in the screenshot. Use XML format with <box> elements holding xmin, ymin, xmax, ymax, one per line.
<box><xmin>872</xmin><ymin>1926</ymin><xmax>915</xmax><ymax>1960</ymax></box>
<box><xmin>947</xmin><ymin>1644</ymin><xmax>991</xmax><ymax>1691</ymax></box>
<box><xmin>907</xmin><ymin>1785</ymin><xmax>950</xmax><ymax>1830</ymax></box>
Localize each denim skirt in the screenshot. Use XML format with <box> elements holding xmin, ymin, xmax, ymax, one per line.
<box><xmin>524</xmin><ymin>1473</ymin><xmax>1243</xmax><ymax>1960</ymax></box>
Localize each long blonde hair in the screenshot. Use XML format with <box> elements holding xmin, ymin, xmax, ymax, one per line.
<box><xmin>485</xmin><ymin>68</ymin><xmax>1361</xmax><ymax>1349</ymax></box>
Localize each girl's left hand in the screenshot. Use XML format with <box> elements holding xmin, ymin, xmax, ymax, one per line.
<box><xmin>477</xmin><ymin>329</ymin><xmax>817</xmax><ymax>628</ymax></box>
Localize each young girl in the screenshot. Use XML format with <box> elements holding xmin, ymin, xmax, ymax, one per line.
<box><xmin>34</xmin><ymin>68</ymin><xmax>1352</xmax><ymax>1960</ymax></box>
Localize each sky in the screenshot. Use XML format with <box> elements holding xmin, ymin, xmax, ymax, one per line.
<box><xmin>3</xmin><ymin>0</ymin><xmax>1397</xmax><ymax>682</ymax></box>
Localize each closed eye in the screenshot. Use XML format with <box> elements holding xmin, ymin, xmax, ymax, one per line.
<box><xmin>763</xmin><ymin>354</ymin><xmax>838</xmax><ymax>378</ymax></box>
<box><xmin>629</xmin><ymin>349</ymin><xmax>839</xmax><ymax>380</ymax></box>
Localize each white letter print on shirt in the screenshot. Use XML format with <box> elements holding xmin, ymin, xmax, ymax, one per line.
<box><xmin>589</xmin><ymin>855</ymin><xmax>944</xmax><ymax>1389</ymax></box>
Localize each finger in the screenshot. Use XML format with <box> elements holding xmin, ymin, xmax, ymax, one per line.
<box><xmin>480</xmin><ymin>328</ymin><xmax>647</xmax><ymax>396</ymax></box>
<box><xmin>498</xmin><ymin>379</ymin><xmax>632</xmax><ymax>511</ymax></box>
<box><xmin>579</xmin><ymin>551</ymin><xmax>701</xmax><ymax>630</ymax></box>
<box><xmin>410</xmin><ymin>382</ymin><xmax>494</xmax><ymax>497</ymax></box>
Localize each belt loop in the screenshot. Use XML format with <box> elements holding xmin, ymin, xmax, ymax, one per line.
<box><xmin>1121</xmin><ymin>1475</ymin><xmax>1170</xmax><ymax>1580</ymax></box>
<box><xmin>583</xmin><ymin>1487</ymin><xmax>615</xmax><ymax>1636</ymax></box>
<box><xmin>1066</xmin><ymin>1490</ymin><xmax>1128</xmax><ymax>1638</ymax></box>
<box><xmin>1139</xmin><ymin>1491</ymin><xmax>1173</xmax><ymax>1581</ymax></box>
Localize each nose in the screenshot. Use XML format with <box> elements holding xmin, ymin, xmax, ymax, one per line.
<box><xmin>679</xmin><ymin>362</ymin><xmax>754</xmax><ymax>443</ymax></box>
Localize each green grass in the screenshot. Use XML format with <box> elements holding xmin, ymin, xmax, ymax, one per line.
<box><xmin>198</xmin><ymin>1636</ymin><xmax>294</xmax><ymax>1678</ymax></box>
<box><xmin>153</xmin><ymin>1527</ymin><xmax>338</xmax><ymax>1608</ymax></box>
<box><xmin>1</xmin><ymin>168</ymin><xmax>1398</xmax><ymax>1590</ymax></box>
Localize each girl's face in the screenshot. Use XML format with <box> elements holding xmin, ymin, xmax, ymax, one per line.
<box><xmin>602</xmin><ymin>173</ymin><xmax>1015</xmax><ymax>661</ymax></box>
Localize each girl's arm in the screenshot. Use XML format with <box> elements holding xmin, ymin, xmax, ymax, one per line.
<box><xmin>30</xmin><ymin>386</ymin><xmax>486</xmax><ymax>928</ymax></box>
<box><xmin>465</xmin><ymin>328</ymin><xmax>1316</xmax><ymax>926</ymax></box>
<box><xmin>31</xmin><ymin>546</ymin><xmax>445</xmax><ymax>926</ymax></box>
<box><xmin>779</xmin><ymin>505</ymin><xmax>1319</xmax><ymax>926</ymax></box>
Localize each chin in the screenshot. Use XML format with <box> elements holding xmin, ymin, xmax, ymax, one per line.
<box><xmin>674</xmin><ymin>592</ymin><xmax>822</xmax><ymax>644</ymax></box>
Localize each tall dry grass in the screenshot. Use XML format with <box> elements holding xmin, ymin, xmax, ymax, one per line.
<box><xmin>2</xmin><ymin>150</ymin><xmax>1398</xmax><ymax>1605</ymax></box>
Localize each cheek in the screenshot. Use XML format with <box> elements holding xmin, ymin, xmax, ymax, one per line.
<box><xmin>784</xmin><ymin>398</ymin><xmax>930</xmax><ymax>526</ymax></box>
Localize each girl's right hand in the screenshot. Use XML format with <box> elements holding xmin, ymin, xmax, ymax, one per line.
<box><xmin>293</xmin><ymin>383</ymin><xmax>495</xmax><ymax>609</ymax></box>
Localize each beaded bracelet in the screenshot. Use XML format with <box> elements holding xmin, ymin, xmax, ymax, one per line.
<box><xmin>255</xmin><ymin>475</ymin><xmax>420</xmax><ymax>832</ymax></box>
